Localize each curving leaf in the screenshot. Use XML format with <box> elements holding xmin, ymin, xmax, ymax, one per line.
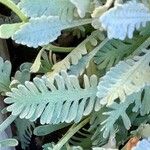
<box><xmin>12</xmin><ymin>16</ymin><xmax>63</xmax><ymax>48</ymax></box>
<box><xmin>46</xmin><ymin>30</ymin><xmax>105</xmax><ymax>78</ymax></box>
<box><xmin>30</xmin><ymin>49</ymin><xmax>53</xmax><ymax>73</ymax></box>
<box><xmin>68</xmin><ymin>38</ymin><xmax>108</xmax><ymax>76</ymax></box>
<box><xmin>4</xmin><ymin>71</ymin><xmax>98</xmax><ymax>125</ymax></box>
<box><xmin>99</xmin><ymin>1</ymin><xmax>150</xmax><ymax>40</ymax></box>
<box><xmin>12</xmin><ymin>16</ymin><xmax>91</xmax><ymax>48</ymax></box>
<box><xmin>30</xmin><ymin>48</ymin><xmax>44</xmax><ymax>73</ymax></box>
<box><xmin>97</xmin><ymin>49</ymin><xmax>150</xmax><ymax>106</ymax></box>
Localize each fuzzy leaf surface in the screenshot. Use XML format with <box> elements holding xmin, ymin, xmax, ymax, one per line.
<box><xmin>4</xmin><ymin>71</ymin><xmax>98</xmax><ymax>124</ymax></box>
<box><xmin>97</xmin><ymin>49</ymin><xmax>150</xmax><ymax>105</ymax></box>
<box><xmin>100</xmin><ymin>1</ymin><xmax>150</xmax><ymax>40</ymax></box>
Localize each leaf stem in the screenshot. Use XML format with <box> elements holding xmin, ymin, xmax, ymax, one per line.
<box><xmin>45</xmin><ymin>44</ymin><xmax>74</xmax><ymax>53</ymax></box>
<box><xmin>128</xmin><ymin>36</ymin><xmax>150</xmax><ymax>58</ymax></box>
<box><xmin>0</xmin><ymin>0</ymin><xmax>28</xmax><ymax>22</ymax></box>
<box><xmin>0</xmin><ymin>115</ymin><xmax>17</xmax><ymax>133</ymax></box>
<box><xmin>53</xmin><ymin>117</ymin><xmax>90</xmax><ymax>150</ymax></box>
<box><xmin>67</xmin><ymin>18</ymin><xmax>92</xmax><ymax>29</ymax></box>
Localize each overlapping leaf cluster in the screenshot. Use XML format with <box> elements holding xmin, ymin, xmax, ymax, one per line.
<box><xmin>0</xmin><ymin>0</ymin><xmax>150</xmax><ymax>150</ymax></box>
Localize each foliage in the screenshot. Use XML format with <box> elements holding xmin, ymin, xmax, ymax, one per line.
<box><xmin>97</xmin><ymin>49</ymin><xmax>150</xmax><ymax>105</ymax></box>
<box><xmin>0</xmin><ymin>139</ymin><xmax>18</xmax><ymax>148</ymax></box>
<box><xmin>99</xmin><ymin>1</ymin><xmax>150</xmax><ymax>40</ymax></box>
<box><xmin>0</xmin><ymin>57</ymin><xmax>11</xmax><ymax>93</ymax></box>
<box><xmin>15</xmin><ymin>118</ymin><xmax>35</xmax><ymax>149</ymax></box>
<box><xmin>0</xmin><ymin>0</ymin><xmax>150</xmax><ymax>149</ymax></box>
<box><xmin>4</xmin><ymin>71</ymin><xmax>98</xmax><ymax>124</ymax></box>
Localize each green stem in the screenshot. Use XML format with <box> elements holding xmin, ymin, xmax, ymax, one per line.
<box><xmin>67</xmin><ymin>18</ymin><xmax>92</xmax><ymax>29</ymax></box>
<box><xmin>128</xmin><ymin>36</ymin><xmax>150</xmax><ymax>58</ymax></box>
<box><xmin>53</xmin><ymin>117</ymin><xmax>90</xmax><ymax>150</ymax></box>
<box><xmin>0</xmin><ymin>115</ymin><xmax>17</xmax><ymax>133</ymax></box>
<box><xmin>0</xmin><ymin>0</ymin><xmax>28</xmax><ymax>22</ymax></box>
<box><xmin>45</xmin><ymin>44</ymin><xmax>74</xmax><ymax>53</ymax></box>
